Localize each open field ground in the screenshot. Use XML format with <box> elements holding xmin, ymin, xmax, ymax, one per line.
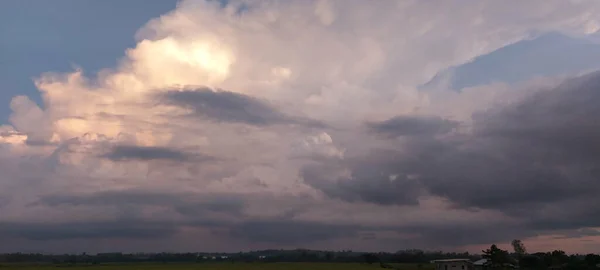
<box><xmin>0</xmin><ymin>263</ymin><xmax>434</xmax><ymax>270</ymax></box>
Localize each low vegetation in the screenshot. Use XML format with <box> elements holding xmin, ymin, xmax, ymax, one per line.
<box><xmin>1</xmin><ymin>239</ymin><xmax>600</xmax><ymax>270</ymax></box>
<box><xmin>0</xmin><ymin>263</ymin><xmax>422</xmax><ymax>270</ymax></box>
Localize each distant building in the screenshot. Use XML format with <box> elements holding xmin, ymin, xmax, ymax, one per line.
<box><xmin>473</xmin><ymin>259</ymin><xmax>490</xmax><ymax>270</ymax></box>
<box><xmin>472</xmin><ymin>258</ymin><xmax>518</xmax><ymax>270</ymax></box>
<box><xmin>432</xmin><ymin>259</ymin><xmax>474</xmax><ymax>270</ymax></box>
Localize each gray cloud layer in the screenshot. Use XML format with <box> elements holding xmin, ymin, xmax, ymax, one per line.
<box><xmin>17</xmin><ymin>191</ymin><xmax>368</xmax><ymax>245</ymax></box>
<box><xmin>0</xmin><ymin>220</ymin><xmax>178</xmax><ymax>241</ymax></box>
<box><xmin>303</xmin><ymin>71</ymin><xmax>600</xmax><ymax>245</ymax></box>
<box><xmin>102</xmin><ymin>145</ymin><xmax>203</xmax><ymax>162</ymax></box>
<box><xmin>162</xmin><ymin>87</ymin><xmax>323</xmax><ymax>127</ymax></box>
<box><xmin>367</xmin><ymin>115</ymin><xmax>459</xmax><ymax>137</ymax></box>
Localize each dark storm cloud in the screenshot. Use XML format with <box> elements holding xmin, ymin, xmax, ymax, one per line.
<box><xmin>421</xmin><ymin>70</ymin><xmax>600</xmax><ymax>211</ymax></box>
<box><xmin>397</xmin><ymin>221</ymin><xmax>532</xmax><ymax>247</ymax></box>
<box><xmin>301</xmin><ymin>71</ymin><xmax>600</xmax><ymax>245</ymax></box>
<box><xmin>301</xmin><ymin>151</ymin><xmax>424</xmax><ymax>206</ymax></box>
<box><xmin>516</xmin><ymin>197</ymin><xmax>600</xmax><ymax>232</ymax></box>
<box><xmin>38</xmin><ymin>190</ymin><xmax>245</xmax><ymax>217</ymax></box>
<box><xmin>162</xmin><ymin>87</ymin><xmax>324</xmax><ymax>127</ymax></box>
<box><xmin>28</xmin><ymin>191</ymin><xmax>366</xmax><ymax>244</ymax></box>
<box><xmin>102</xmin><ymin>145</ymin><xmax>211</xmax><ymax>162</ymax></box>
<box><xmin>3</xmin><ymin>190</ymin><xmax>248</xmax><ymax>241</ymax></box>
<box><xmin>173</xmin><ymin>196</ymin><xmax>245</xmax><ymax>217</ymax></box>
<box><xmin>552</xmin><ymin>228</ymin><xmax>600</xmax><ymax>239</ymax></box>
<box><xmin>367</xmin><ymin>115</ymin><xmax>459</xmax><ymax>137</ymax></box>
<box><xmin>227</xmin><ymin>219</ymin><xmax>362</xmax><ymax>244</ymax></box>
<box><xmin>472</xmin><ymin>70</ymin><xmax>600</xmax><ymax>162</ymax></box>
<box><xmin>358</xmin><ymin>70</ymin><xmax>600</xmax><ymax>212</ymax></box>
<box><xmin>0</xmin><ymin>218</ymin><xmax>364</xmax><ymax>244</ymax></box>
<box><xmin>0</xmin><ymin>196</ymin><xmax>8</xmax><ymax>208</ymax></box>
<box><xmin>0</xmin><ymin>220</ymin><xmax>177</xmax><ymax>240</ymax></box>
<box><xmin>24</xmin><ymin>139</ymin><xmax>57</xmax><ymax>146</ymax></box>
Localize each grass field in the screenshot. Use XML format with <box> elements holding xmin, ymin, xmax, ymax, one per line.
<box><xmin>0</xmin><ymin>263</ymin><xmax>433</xmax><ymax>270</ymax></box>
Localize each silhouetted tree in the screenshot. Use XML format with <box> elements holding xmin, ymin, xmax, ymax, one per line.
<box><xmin>519</xmin><ymin>255</ymin><xmax>543</xmax><ymax>270</ymax></box>
<box><xmin>584</xmin><ymin>254</ymin><xmax>600</xmax><ymax>267</ymax></box>
<box><xmin>550</xmin><ymin>250</ymin><xmax>569</xmax><ymax>266</ymax></box>
<box><xmin>482</xmin><ymin>244</ymin><xmax>511</xmax><ymax>267</ymax></box>
<box><xmin>512</xmin><ymin>239</ymin><xmax>527</xmax><ymax>268</ymax></box>
<box><xmin>363</xmin><ymin>253</ymin><xmax>380</xmax><ymax>264</ymax></box>
<box><xmin>512</xmin><ymin>239</ymin><xmax>527</xmax><ymax>256</ymax></box>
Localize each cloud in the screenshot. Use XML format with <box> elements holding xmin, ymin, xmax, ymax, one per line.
<box><xmin>553</xmin><ymin>228</ymin><xmax>600</xmax><ymax>239</ymax></box>
<box><xmin>37</xmin><ymin>190</ymin><xmax>246</xmax><ymax>219</ymax></box>
<box><xmin>301</xmin><ymin>151</ymin><xmax>424</xmax><ymax>206</ymax></box>
<box><xmin>9</xmin><ymin>96</ymin><xmax>53</xmax><ymax>143</ymax></box>
<box><xmin>8</xmin><ymin>190</ymin><xmax>246</xmax><ymax>241</ymax></box>
<box><xmin>397</xmin><ymin>221</ymin><xmax>531</xmax><ymax>248</ymax></box>
<box><xmin>298</xmin><ymin>70</ymin><xmax>600</xmax><ymax>248</ymax></box>
<box><xmin>426</xmin><ymin>71</ymin><xmax>600</xmax><ymax>211</ymax></box>
<box><xmin>5</xmin><ymin>0</ymin><xmax>600</xmax><ymax>253</ymax></box>
<box><xmin>162</xmin><ymin>87</ymin><xmax>323</xmax><ymax>127</ymax></box>
<box><xmin>343</xmin><ymin>71</ymin><xmax>600</xmax><ymax>240</ymax></box>
<box><xmin>102</xmin><ymin>145</ymin><xmax>207</xmax><ymax>162</ymax></box>
<box><xmin>24</xmin><ymin>190</ymin><xmax>366</xmax><ymax>245</ymax></box>
<box><xmin>0</xmin><ymin>126</ymin><xmax>27</xmax><ymax>146</ymax></box>
<box><xmin>227</xmin><ymin>219</ymin><xmax>362</xmax><ymax>244</ymax></box>
<box><xmin>367</xmin><ymin>115</ymin><xmax>459</xmax><ymax>137</ymax></box>
<box><xmin>0</xmin><ymin>220</ymin><xmax>178</xmax><ymax>241</ymax></box>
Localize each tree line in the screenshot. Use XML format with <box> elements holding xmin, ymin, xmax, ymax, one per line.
<box><xmin>477</xmin><ymin>240</ymin><xmax>600</xmax><ymax>270</ymax></box>
<box><xmin>0</xmin><ymin>249</ymin><xmax>474</xmax><ymax>264</ymax></box>
<box><xmin>0</xmin><ymin>241</ymin><xmax>599</xmax><ymax>269</ymax></box>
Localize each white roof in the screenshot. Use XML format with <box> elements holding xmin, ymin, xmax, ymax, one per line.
<box><xmin>473</xmin><ymin>259</ymin><xmax>488</xmax><ymax>265</ymax></box>
<box><xmin>432</xmin><ymin>259</ymin><xmax>473</xmax><ymax>263</ymax></box>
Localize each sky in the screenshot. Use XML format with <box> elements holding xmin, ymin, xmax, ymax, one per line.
<box><xmin>2</xmin><ymin>0</ymin><xmax>600</xmax><ymax>254</ymax></box>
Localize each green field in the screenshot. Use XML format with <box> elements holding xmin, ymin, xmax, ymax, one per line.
<box><xmin>0</xmin><ymin>263</ymin><xmax>433</xmax><ymax>270</ymax></box>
